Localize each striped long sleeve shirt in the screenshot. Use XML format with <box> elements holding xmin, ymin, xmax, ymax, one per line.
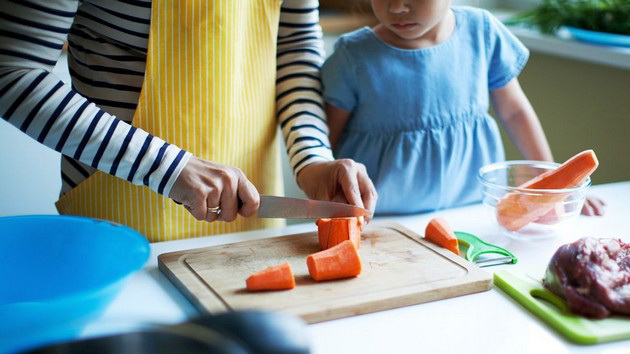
<box><xmin>0</xmin><ymin>0</ymin><xmax>334</xmax><ymax>198</ymax></box>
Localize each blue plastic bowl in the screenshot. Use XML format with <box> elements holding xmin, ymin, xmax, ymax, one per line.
<box><xmin>0</xmin><ymin>215</ymin><xmax>150</xmax><ymax>352</ymax></box>
<box><xmin>565</xmin><ymin>26</ymin><xmax>630</xmax><ymax>47</ymax></box>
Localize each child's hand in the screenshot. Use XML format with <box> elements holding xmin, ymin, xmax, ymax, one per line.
<box><xmin>581</xmin><ymin>196</ymin><xmax>606</xmax><ymax>216</ymax></box>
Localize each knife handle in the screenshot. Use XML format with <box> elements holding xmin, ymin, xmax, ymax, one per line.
<box><xmin>171</xmin><ymin>198</ymin><xmax>244</xmax><ymax>210</ymax></box>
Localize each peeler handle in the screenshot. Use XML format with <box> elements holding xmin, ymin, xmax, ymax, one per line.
<box><xmin>455</xmin><ymin>231</ymin><xmax>517</xmax><ymax>266</ymax></box>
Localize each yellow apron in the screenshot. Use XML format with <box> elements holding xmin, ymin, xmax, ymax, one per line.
<box><xmin>56</xmin><ymin>0</ymin><xmax>284</xmax><ymax>242</ymax></box>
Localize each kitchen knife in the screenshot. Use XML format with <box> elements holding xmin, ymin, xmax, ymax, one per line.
<box><xmin>257</xmin><ymin>195</ymin><xmax>369</xmax><ymax>219</ymax></box>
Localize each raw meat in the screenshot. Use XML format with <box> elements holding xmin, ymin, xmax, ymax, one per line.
<box><xmin>543</xmin><ymin>237</ymin><xmax>630</xmax><ymax>319</ymax></box>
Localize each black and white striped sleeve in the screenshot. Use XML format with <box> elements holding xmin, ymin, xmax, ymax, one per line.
<box><xmin>277</xmin><ymin>0</ymin><xmax>334</xmax><ymax>176</ymax></box>
<box><xmin>0</xmin><ymin>0</ymin><xmax>190</xmax><ymax>197</ymax></box>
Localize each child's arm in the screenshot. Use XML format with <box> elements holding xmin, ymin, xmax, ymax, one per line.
<box><xmin>491</xmin><ymin>78</ymin><xmax>605</xmax><ymax>216</ymax></box>
<box><xmin>490</xmin><ymin>78</ymin><xmax>553</xmax><ymax>162</ymax></box>
<box><xmin>325</xmin><ymin>103</ymin><xmax>352</xmax><ymax>151</ymax></box>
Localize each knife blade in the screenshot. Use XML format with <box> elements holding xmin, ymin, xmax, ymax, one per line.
<box><xmin>257</xmin><ymin>195</ymin><xmax>369</xmax><ymax>219</ymax></box>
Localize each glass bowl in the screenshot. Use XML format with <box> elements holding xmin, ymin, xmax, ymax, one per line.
<box><xmin>478</xmin><ymin>160</ymin><xmax>590</xmax><ymax>240</ymax></box>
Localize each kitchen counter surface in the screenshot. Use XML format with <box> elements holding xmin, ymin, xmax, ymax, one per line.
<box><xmin>92</xmin><ymin>181</ymin><xmax>630</xmax><ymax>354</ymax></box>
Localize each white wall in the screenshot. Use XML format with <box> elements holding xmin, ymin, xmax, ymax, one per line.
<box><xmin>0</xmin><ymin>56</ymin><xmax>68</xmax><ymax>216</ymax></box>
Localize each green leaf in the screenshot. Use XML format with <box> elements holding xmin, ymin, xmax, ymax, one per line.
<box><xmin>508</xmin><ymin>0</ymin><xmax>630</xmax><ymax>35</ymax></box>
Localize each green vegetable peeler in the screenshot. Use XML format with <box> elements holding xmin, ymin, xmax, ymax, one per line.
<box><xmin>455</xmin><ymin>231</ymin><xmax>517</xmax><ymax>267</ymax></box>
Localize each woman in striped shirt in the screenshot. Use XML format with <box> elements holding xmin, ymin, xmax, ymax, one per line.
<box><xmin>0</xmin><ymin>0</ymin><xmax>377</xmax><ymax>240</ymax></box>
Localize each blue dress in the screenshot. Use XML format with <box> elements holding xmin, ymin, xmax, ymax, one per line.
<box><xmin>321</xmin><ymin>7</ymin><xmax>529</xmax><ymax>214</ymax></box>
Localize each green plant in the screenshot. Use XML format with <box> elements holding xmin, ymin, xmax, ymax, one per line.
<box><xmin>507</xmin><ymin>0</ymin><xmax>630</xmax><ymax>35</ymax></box>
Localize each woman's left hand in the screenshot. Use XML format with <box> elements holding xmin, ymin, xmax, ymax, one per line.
<box><xmin>296</xmin><ymin>160</ymin><xmax>377</xmax><ymax>223</ymax></box>
<box><xmin>581</xmin><ymin>195</ymin><xmax>606</xmax><ymax>216</ymax></box>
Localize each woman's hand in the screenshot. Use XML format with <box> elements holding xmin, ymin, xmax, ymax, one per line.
<box><xmin>296</xmin><ymin>160</ymin><xmax>377</xmax><ymax>222</ymax></box>
<box><xmin>169</xmin><ymin>157</ymin><xmax>260</xmax><ymax>222</ymax></box>
<box><xmin>581</xmin><ymin>195</ymin><xmax>606</xmax><ymax>216</ymax></box>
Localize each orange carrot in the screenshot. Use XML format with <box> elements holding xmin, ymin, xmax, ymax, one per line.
<box><xmin>306</xmin><ymin>240</ymin><xmax>362</xmax><ymax>281</ymax></box>
<box><xmin>246</xmin><ymin>262</ymin><xmax>295</xmax><ymax>291</ymax></box>
<box><xmin>316</xmin><ymin>217</ymin><xmax>362</xmax><ymax>250</ymax></box>
<box><xmin>424</xmin><ymin>217</ymin><xmax>459</xmax><ymax>255</ymax></box>
<box><xmin>534</xmin><ymin>203</ymin><xmax>565</xmax><ymax>225</ymax></box>
<box><xmin>497</xmin><ymin>150</ymin><xmax>598</xmax><ymax>231</ymax></box>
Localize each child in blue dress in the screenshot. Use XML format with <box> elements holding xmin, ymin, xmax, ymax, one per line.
<box><xmin>322</xmin><ymin>0</ymin><xmax>605</xmax><ymax>215</ymax></box>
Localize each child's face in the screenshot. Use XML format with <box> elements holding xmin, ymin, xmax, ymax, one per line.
<box><xmin>371</xmin><ymin>0</ymin><xmax>451</xmax><ymax>43</ymax></box>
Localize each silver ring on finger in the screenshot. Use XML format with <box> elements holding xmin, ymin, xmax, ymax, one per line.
<box><xmin>207</xmin><ymin>206</ymin><xmax>222</xmax><ymax>216</ymax></box>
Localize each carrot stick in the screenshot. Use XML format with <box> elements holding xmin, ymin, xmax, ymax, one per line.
<box><xmin>246</xmin><ymin>262</ymin><xmax>295</xmax><ymax>291</ymax></box>
<box><xmin>534</xmin><ymin>203</ymin><xmax>565</xmax><ymax>225</ymax></box>
<box><xmin>307</xmin><ymin>240</ymin><xmax>362</xmax><ymax>281</ymax></box>
<box><xmin>316</xmin><ymin>217</ymin><xmax>362</xmax><ymax>250</ymax></box>
<box><xmin>424</xmin><ymin>217</ymin><xmax>459</xmax><ymax>255</ymax></box>
<box><xmin>496</xmin><ymin>150</ymin><xmax>599</xmax><ymax>231</ymax></box>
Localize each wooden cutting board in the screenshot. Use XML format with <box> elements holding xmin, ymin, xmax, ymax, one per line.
<box><xmin>158</xmin><ymin>222</ymin><xmax>492</xmax><ymax>323</ymax></box>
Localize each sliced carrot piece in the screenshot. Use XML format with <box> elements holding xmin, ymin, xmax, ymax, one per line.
<box><xmin>497</xmin><ymin>150</ymin><xmax>598</xmax><ymax>231</ymax></box>
<box><xmin>424</xmin><ymin>217</ymin><xmax>460</xmax><ymax>255</ymax></box>
<box><xmin>306</xmin><ymin>240</ymin><xmax>362</xmax><ymax>281</ymax></box>
<box><xmin>316</xmin><ymin>217</ymin><xmax>362</xmax><ymax>250</ymax></box>
<box><xmin>246</xmin><ymin>262</ymin><xmax>295</xmax><ymax>291</ymax></box>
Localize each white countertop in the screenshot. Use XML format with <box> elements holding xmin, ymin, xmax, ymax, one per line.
<box><xmin>94</xmin><ymin>181</ymin><xmax>630</xmax><ymax>354</ymax></box>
